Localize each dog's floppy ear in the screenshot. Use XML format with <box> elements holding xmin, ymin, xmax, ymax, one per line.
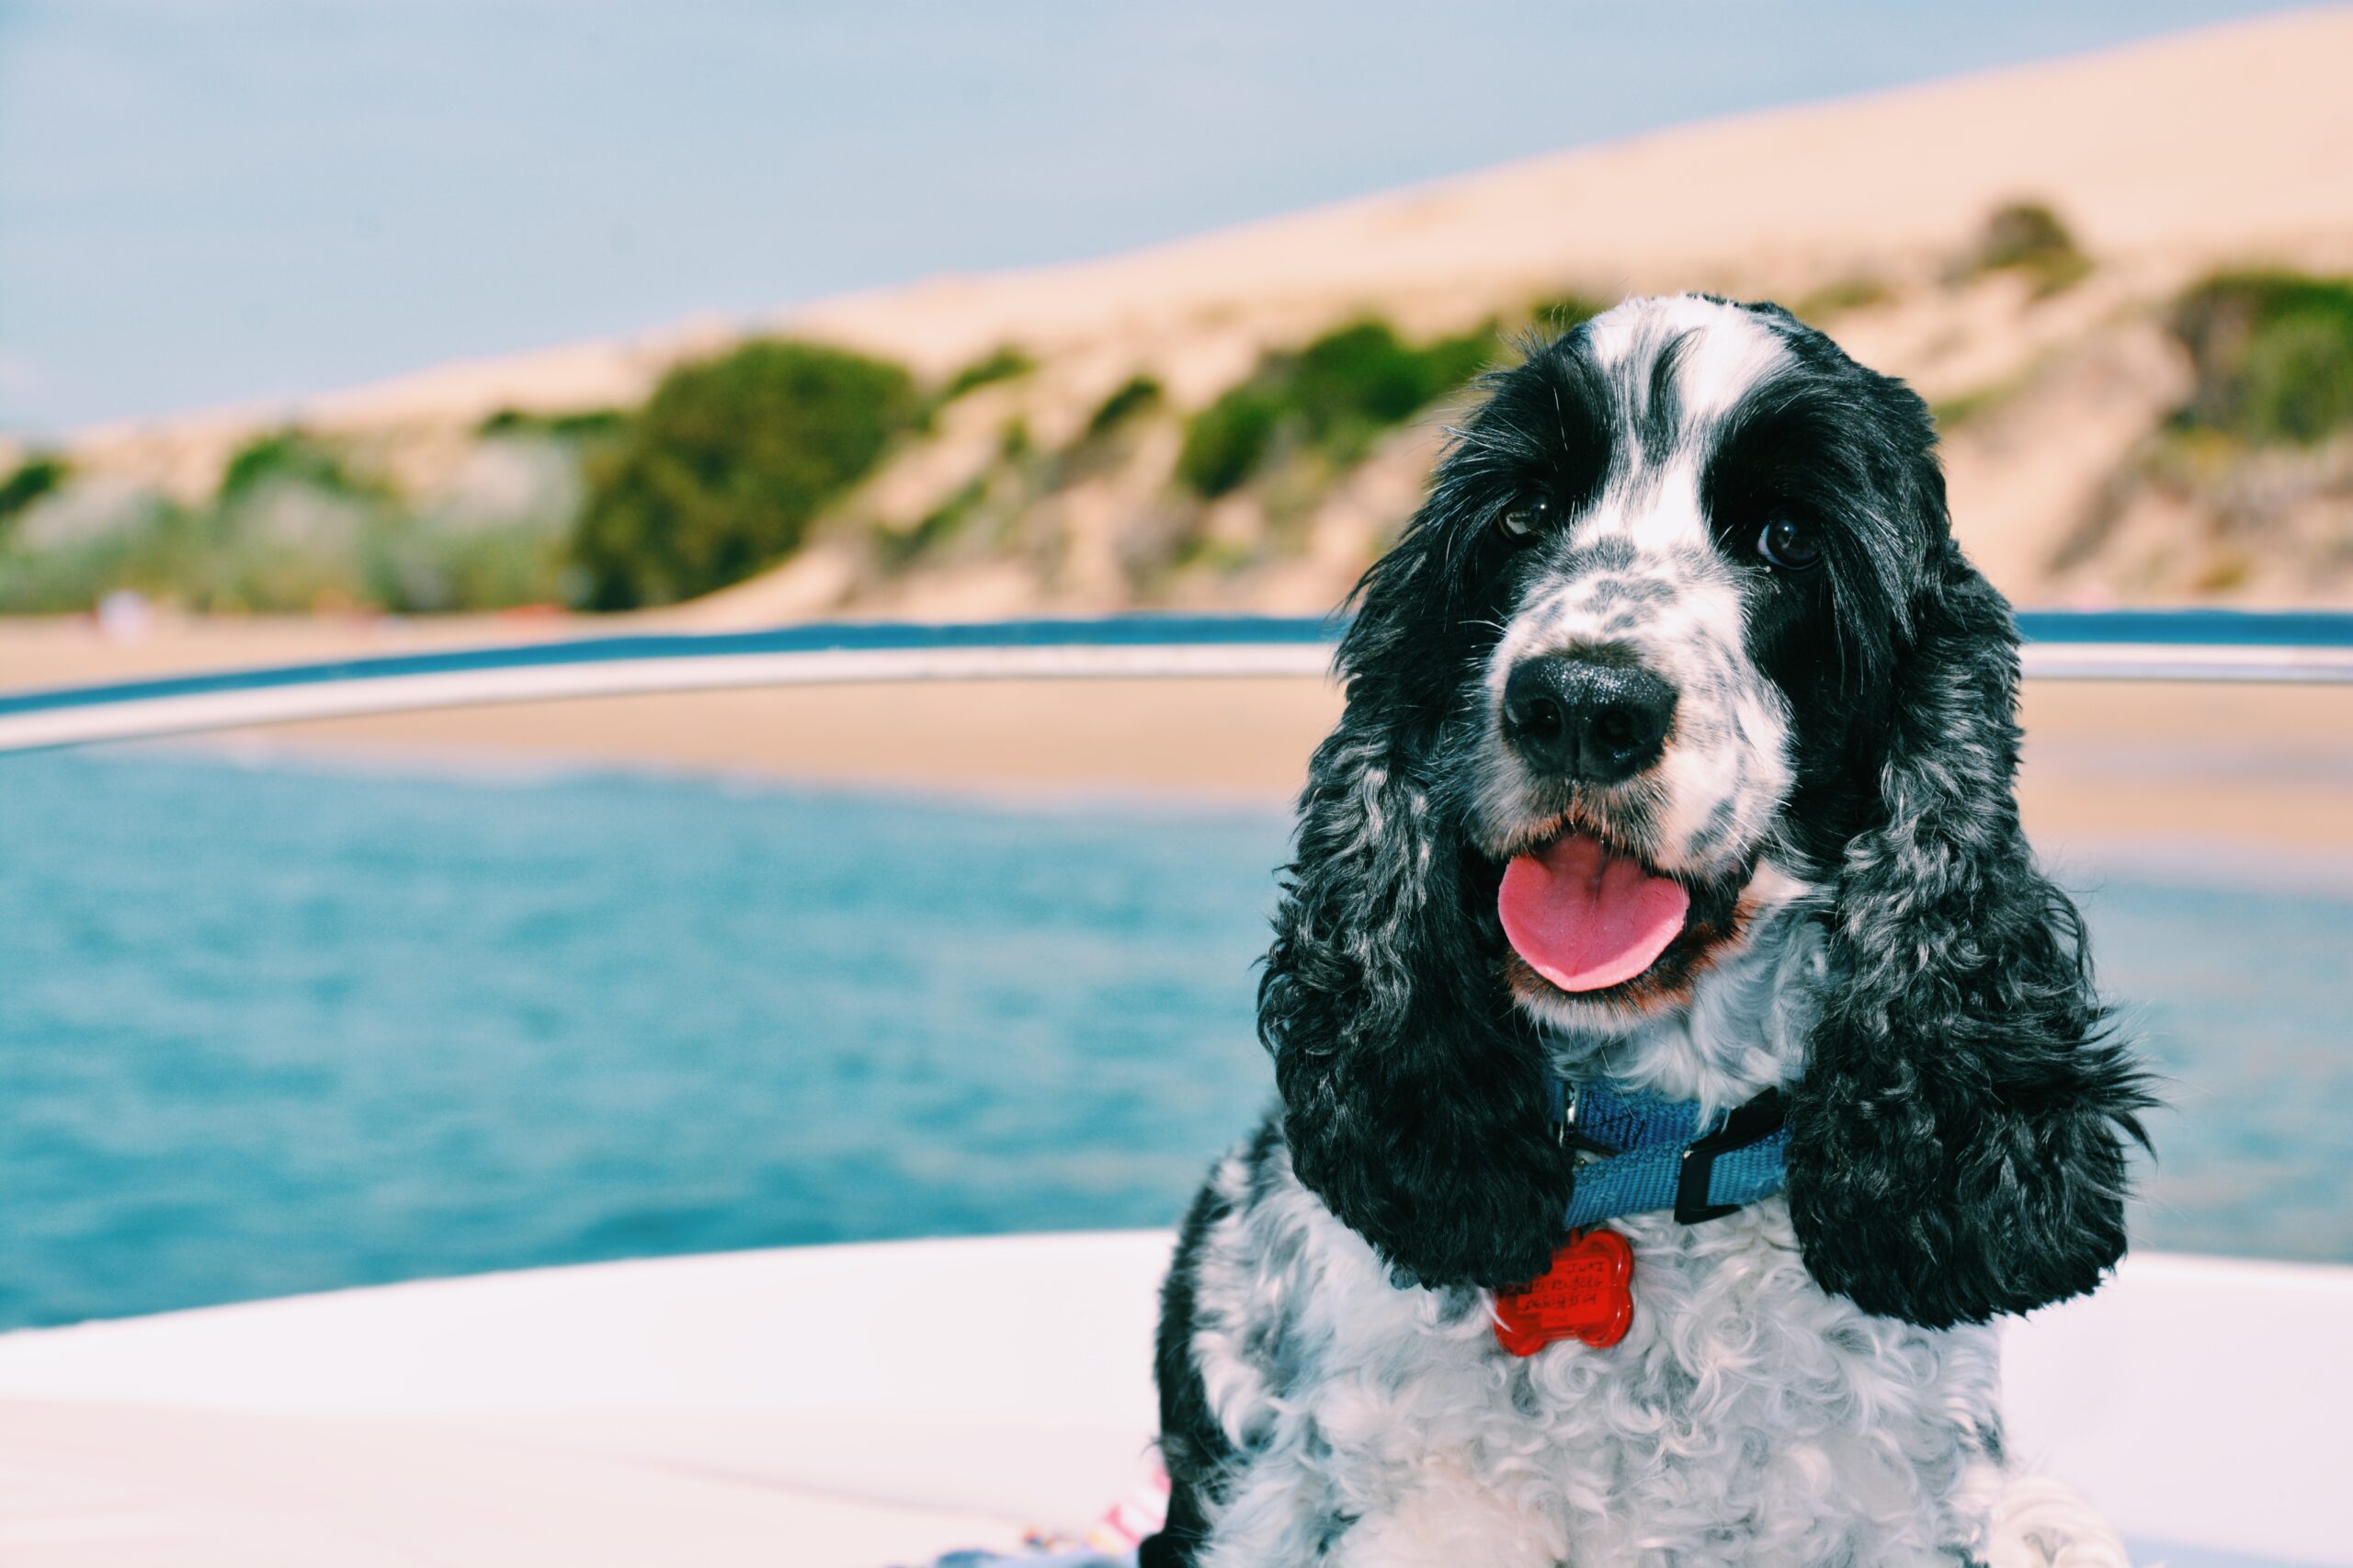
<box><xmin>1258</xmin><ymin>527</ymin><xmax>1569</xmax><ymax>1292</ymax></box>
<box><xmin>1786</xmin><ymin>540</ymin><xmax>2152</xmax><ymax>1328</ymax></box>
<box><xmin>1260</xmin><ymin>718</ymin><xmax>1568</xmax><ymax>1291</ymax></box>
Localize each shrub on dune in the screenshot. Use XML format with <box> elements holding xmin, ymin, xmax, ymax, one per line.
<box><xmin>475</xmin><ymin>406</ymin><xmax>629</xmax><ymax>444</ymax></box>
<box><xmin>217</xmin><ymin>428</ymin><xmax>381</xmax><ymax>504</ymax></box>
<box><xmin>0</xmin><ymin>453</ymin><xmax>71</xmax><ymax>533</ymax></box>
<box><xmin>1084</xmin><ymin>375</ymin><xmax>1165</xmax><ymax>439</ymax></box>
<box><xmin>1175</xmin><ymin>317</ymin><xmax>1496</xmax><ymax>499</ymax></box>
<box><xmin>936</xmin><ymin>345</ymin><xmax>1036</xmax><ymax>406</ymax></box>
<box><xmin>1959</xmin><ymin>200</ymin><xmax>2092</xmax><ymax>296</ymax></box>
<box><xmin>2174</xmin><ymin>271</ymin><xmax>2353</xmax><ymax>446</ymax></box>
<box><xmin>1176</xmin><ymin>386</ymin><xmax>1283</xmax><ymax>499</ymax></box>
<box><xmin>571</xmin><ymin>339</ymin><xmax>919</xmax><ymax>609</ymax></box>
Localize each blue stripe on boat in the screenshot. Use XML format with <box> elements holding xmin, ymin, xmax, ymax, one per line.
<box><xmin>2013</xmin><ymin>608</ymin><xmax>2353</xmax><ymax>646</ymax></box>
<box><xmin>0</xmin><ymin>614</ymin><xmax>1342</xmax><ymax>718</ymax></box>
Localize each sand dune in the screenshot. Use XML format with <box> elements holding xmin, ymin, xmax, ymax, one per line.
<box><xmin>37</xmin><ymin>10</ymin><xmax>2353</xmax><ymax>621</ymax></box>
<box><xmin>795</xmin><ymin>7</ymin><xmax>2353</xmax><ymax>374</ymax></box>
<box><xmin>64</xmin><ymin>9</ymin><xmax>2353</xmax><ymax>468</ymax></box>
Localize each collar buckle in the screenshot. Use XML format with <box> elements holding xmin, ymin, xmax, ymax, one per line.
<box><xmin>1673</xmin><ymin>1088</ymin><xmax>1786</xmax><ymax>1224</ymax></box>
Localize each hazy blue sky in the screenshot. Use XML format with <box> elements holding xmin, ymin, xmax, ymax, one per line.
<box><xmin>0</xmin><ymin>1</ymin><xmax>2300</xmax><ymax>435</ymax></box>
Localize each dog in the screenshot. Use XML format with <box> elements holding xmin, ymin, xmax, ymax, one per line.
<box><xmin>1142</xmin><ymin>295</ymin><xmax>2151</xmax><ymax>1568</ymax></box>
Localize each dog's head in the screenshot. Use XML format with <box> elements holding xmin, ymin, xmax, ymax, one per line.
<box><xmin>1260</xmin><ymin>295</ymin><xmax>2147</xmax><ymax>1326</ymax></box>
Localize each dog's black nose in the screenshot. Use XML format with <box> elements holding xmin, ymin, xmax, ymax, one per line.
<box><xmin>1502</xmin><ymin>652</ymin><xmax>1677</xmax><ymax>783</ymax></box>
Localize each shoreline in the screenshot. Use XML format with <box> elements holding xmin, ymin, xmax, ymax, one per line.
<box><xmin>7</xmin><ymin>615</ymin><xmax>2353</xmax><ymax>854</ymax></box>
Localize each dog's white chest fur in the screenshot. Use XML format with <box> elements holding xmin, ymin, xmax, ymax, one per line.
<box><xmin>1186</xmin><ymin>1139</ymin><xmax>2006</xmax><ymax>1568</ymax></box>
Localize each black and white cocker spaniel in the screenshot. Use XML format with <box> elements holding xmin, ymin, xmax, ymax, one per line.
<box><xmin>1144</xmin><ymin>295</ymin><xmax>2151</xmax><ymax>1568</ymax></box>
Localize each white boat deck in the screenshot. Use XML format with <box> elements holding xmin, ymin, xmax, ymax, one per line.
<box><xmin>0</xmin><ymin>1234</ymin><xmax>2343</xmax><ymax>1567</ymax></box>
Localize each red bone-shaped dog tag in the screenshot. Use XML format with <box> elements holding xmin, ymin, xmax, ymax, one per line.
<box><xmin>1492</xmin><ymin>1228</ymin><xmax>1634</xmax><ymax>1356</ymax></box>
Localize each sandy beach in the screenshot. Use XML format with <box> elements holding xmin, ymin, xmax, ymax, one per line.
<box><xmin>6</xmin><ymin>614</ymin><xmax>2351</xmax><ymax>867</ymax></box>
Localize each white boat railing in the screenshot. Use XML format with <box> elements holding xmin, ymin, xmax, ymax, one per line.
<box><xmin>2</xmin><ymin>608</ymin><xmax>2350</xmax><ymax>756</ymax></box>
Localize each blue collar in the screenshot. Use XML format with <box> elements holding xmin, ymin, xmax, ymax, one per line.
<box><xmin>1552</xmin><ymin>1081</ymin><xmax>1789</xmax><ymax>1229</ymax></box>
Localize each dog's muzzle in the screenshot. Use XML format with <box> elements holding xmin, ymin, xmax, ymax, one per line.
<box><xmin>1501</xmin><ymin>648</ymin><xmax>1677</xmax><ymax>785</ymax></box>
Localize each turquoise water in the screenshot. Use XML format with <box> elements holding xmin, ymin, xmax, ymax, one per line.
<box><xmin>1</xmin><ymin>749</ymin><xmax>2347</xmax><ymax>1331</ymax></box>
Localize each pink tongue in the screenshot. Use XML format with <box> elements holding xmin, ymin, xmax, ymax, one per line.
<box><xmin>1498</xmin><ymin>833</ymin><xmax>1690</xmax><ymax>993</ymax></box>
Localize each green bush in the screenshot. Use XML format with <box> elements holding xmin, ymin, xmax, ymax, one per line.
<box><xmin>476</xmin><ymin>406</ymin><xmax>629</xmax><ymax>442</ymax></box>
<box><xmin>2174</xmin><ymin>272</ymin><xmax>2353</xmax><ymax>446</ymax></box>
<box><xmin>571</xmin><ymin>338</ymin><xmax>918</xmax><ymax>608</ymax></box>
<box><xmin>0</xmin><ymin>427</ymin><xmax>582</xmax><ymax>615</ymax></box>
<box><xmin>1175</xmin><ymin>318</ymin><xmax>1495</xmax><ymax>498</ymax></box>
<box><xmin>2</xmin><ymin>343</ymin><xmax>930</xmax><ymax>616</ymax></box>
<box><xmin>1290</xmin><ymin>322</ymin><xmax>1435</xmax><ymax>434</ymax></box>
<box><xmin>1176</xmin><ymin>388</ymin><xmax>1282</xmax><ymax>498</ymax></box>
<box><xmin>1085</xmin><ymin>375</ymin><xmax>1164</xmax><ymax>437</ymax></box>
<box><xmin>0</xmin><ymin>453</ymin><xmax>69</xmax><ymax>532</ymax></box>
<box><xmin>0</xmin><ymin>489</ymin><xmax>338</xmax><ymax>615</ymax></box>
<box><xmin>0</xmin><ymin>480</ymin><xmax>162</xmax><ymax>613</ymax></box>
<box><xmin>1961</xmin><ymin>200</ymin><xmax>2091</xmax><ymax>295</ymax></box>
<box><xmin>878</xmin><ymin>475</ymin><xmax>988</xmax><ymax>571</ymax></box>
<box><xmin>203</xmin><ymin>497</ymin><xmax>381</xmax><ymax>610</ymax></box>
<box><xmin>2240</xmin><ymin>313</ymin><xmax>2353</xmax><ymax>444</ymax></box>
<box><xmin>1416</xmin><ymin>330</ymin><xmax>1497</xmax><ymax>397</ymax></box>
<box><xmin>938</xmin><ymin>345</ymin><xmax>1035</xmax><ymax>403</ymax></box>
<box><xmin>1977</xmin><ymin>202</ymin><xmax>2074</xmax><ymax>268</ymax></box>
<box><xmin>1291</xmin><ymin>320</ymin><xmax>1492</xmax><ymax>443</ymax></box>
<box><xmin>2</xmin><ymin>432</ymin><xmax>395</xmax><ymax>613</ymax></box>
<box><xmin>372</xmin><ymin>514</ymin><xmax>573</xmax><ymax>612</ymax></box>
<box><xmin>0</xmin><ymin>535</ymin><xmax>145</xmax><ymax>614</ymax></box>
<box><xmin>218</xmin><ymin>428</ymin><xmax>379</xmax><ymax>503</ymax></box>
<box><xmin>0</xmin><ymin>489</ymin><xmax>577</xmax><ymax>616</ymax></box>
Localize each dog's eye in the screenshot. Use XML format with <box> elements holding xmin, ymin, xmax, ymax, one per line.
<box><xmin>1756</xmin><ymin>515</ymin><xmax>1823</xmax><ymax>572</ymax></box>
<box><xmin>1498</xmin><ymin>498</ymin><xmax>1549</xmax><ymax>541</ymax></box>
